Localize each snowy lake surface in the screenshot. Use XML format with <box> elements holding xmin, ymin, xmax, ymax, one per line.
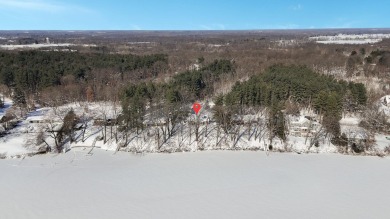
<box><xmin>1</xmin><ymin>150</ymin><xmax>389</xmax><ymax>219</ymax></box>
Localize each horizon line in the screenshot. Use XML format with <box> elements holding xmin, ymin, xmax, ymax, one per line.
<box><xmin>1</xmin><ymin>28</ymin><xmax>390</xmax><ymax>32</ymax></box>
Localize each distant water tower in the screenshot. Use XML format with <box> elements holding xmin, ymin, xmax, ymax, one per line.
<box><xmin>45</xmin><ymin>37</ymin><xmax>50</xmax><ymax>44</ymax></box>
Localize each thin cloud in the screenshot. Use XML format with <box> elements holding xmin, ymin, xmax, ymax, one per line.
<box><xmin>130</xmin><ymin>25</ymin><xmax>142</xmax><ymax>30</ymax></box>
<box><xmin>200</xmin><ymin>25</ymin><xmax>212</xmax><ymax>30</ymax></box>
<box><xmin>0</xmin><ymin>0</ymin><xmax>92</xmax><ymax>13</ymax></box>
<box><xmin>291</xmin><ymin>4</ymin><xmax>302</xmax><ymax>10</ymax></box>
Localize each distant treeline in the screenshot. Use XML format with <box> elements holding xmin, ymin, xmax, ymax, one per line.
<box><xmin>0</xmin><ymin>51</ymin><xmax>168</xmax><ymax>93</ymax></box>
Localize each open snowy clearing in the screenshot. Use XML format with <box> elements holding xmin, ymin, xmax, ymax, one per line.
<box><xmin>1</xmin><ymin>150</ymin><xmax>389</xmax><ymax>219</ymax></box>
<box><xmin>309</xmin><ymin>33</ymin><xmax>390</xmax><ymax>44</ymax></box>
<box><xmin>0</xmin><ymin>43</ymin><xmax>74</xmax><ymax>49</ymax></box>
<box><xmin>0</xmin><ymin>43</ymin><xmax>97</xmax><ymax>50</ymax></box>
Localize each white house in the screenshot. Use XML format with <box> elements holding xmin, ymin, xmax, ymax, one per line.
<box><xmin>188</xmin><ymin>63</ymin><xmax>201</xmax><ymax>71</ymax></box>
<box><xmin>289</xmin><ymin>116</ymin><xmax>321</xmax><ymax>137</ymax></box>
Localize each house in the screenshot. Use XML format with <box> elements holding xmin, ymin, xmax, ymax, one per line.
<box><xmin>289</xmin><ymin>116</ymin><xmax>321</xmax><ymax>137</ymax></box>
<box><xmin>188</xmin><ymin>63</ymin><xmax>201</xmax><ymax>71</ymax></box>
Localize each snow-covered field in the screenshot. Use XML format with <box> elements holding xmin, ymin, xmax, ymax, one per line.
<box><xmin>1</xmin><ymin>150</ymin><xmax>389</xmax><ymax>219</ymax></box>
<box><xmin>0</xmin><ymin>43</ymin><xmax>74</xmax><ymax>50</ymax></box>
<box><xmin>309</xmin><ymin>33</ymin><xmax>390</xmax><ymax>44</ymax></box>
<box><xmin>0</xmin><ymin>43</ymin><xmax>97</xmax><ymax>50</ymax></box>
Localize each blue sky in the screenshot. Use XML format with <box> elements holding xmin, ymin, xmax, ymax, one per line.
<box><xmin>0</xmin><ymin>0</ymin><xmax>389</xmax><ymax>30</ymax></box>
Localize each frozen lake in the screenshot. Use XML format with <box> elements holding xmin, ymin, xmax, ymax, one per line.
<box><xmin>1</xmin><ymin>150</ymin><xmax>389</xmax><ymax>219</ymax></box>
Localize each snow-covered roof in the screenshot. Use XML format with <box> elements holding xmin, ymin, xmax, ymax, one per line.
<box><xmin>290</xmin><ymin>116</ymin><xmax>312</xmax><ymax>125</ymax></box>
<box><xmin>26</xmin><ymin>116</ymin><xmax>45</xmax><ymax>121</ymax></box>
<box><xmin>339</xmin><ymin>117</ymin><xmax>360</xmax><ymax>126</ymax></box>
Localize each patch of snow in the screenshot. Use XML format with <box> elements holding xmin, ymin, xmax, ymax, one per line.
<box><xmin>128</xmin><ymin>42</ymin><xmax>152</xmax><ymax>44</ymax></box>
<box><xmin>287</xmin><ymin>135</ymin><xmax>337</xmax><ymax>153</ymax></box>
<box><xmin>0</xmin><ymin>97</ymin><xmax>31</xmax><ymax>157</ymax></box>
<box><xmin>310</xmin><ymin>33</ymin><xmax>390</xmax><ymax>44</ymax></box>
<box><xmin>275</xmin><ymin>39</ymin><xmax>302</xmax><ymax>47</ymax></box>
<box><xmin>0</xmin><ymin>136</ymin><xmax>29</xmax><ymax>157</ymax></box>
<box><xmin>208</xmin><ymin>44</ymin><xmax>229</xmax><ymax>48</ymax></box>
<box><xmin>0</xmin><ymin>43</ymin><xmax>74</xmax><ymax>50</ymax></box>
<box><xmin>80</xmin><ymin>44</ymin><xmax>97</xmax><ymax>47</ymax></box>
<box><xmin>340</xmin><ymin>117</ymin><xmax>360</xmax><ymax>126</ymax></box>
<box><xmin>315</xmin><ymin>39</ymin><xmax>382</xmax><ymax>44</ymax></box>
<box><xmin>0</xmin><ymin>96</ymin><xmax>13</xmax><ymax>117</ymax></box>
<box><xmin>379</xmin><ymin>95</ymin><xmax>390</xmax><ymax>116</ymax></box>
<box><xmin>375</xmin><ymin>134</ymin><xmax>390</xmax><ymax>150</ymax></box>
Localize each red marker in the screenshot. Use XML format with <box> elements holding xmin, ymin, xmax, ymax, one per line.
<box><xmin>192</xmin><ymin>102</ymin><xmax>202</xmax><ymax>115</ymax></box>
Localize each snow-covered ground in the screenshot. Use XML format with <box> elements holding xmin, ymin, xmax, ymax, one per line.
<box><xmin>1</xmin><ymin>99</ymin><xmax>389</xmax><ymax>157</ymax></box>
<box><xmin>0</xmin><ymin>136</ymin><xmax>29</xmax><ymax>157</ymax></box>
<box><xmin>128</xmin><ymin>41</ymin><xmax>153</xmax><ymax>44</ymax></box>
<box><xmin>0</xmin><ymin>97</ymin><xmax>31</xmax><ymax>156</ymax></box>
<box><xmin>375</xmin><ymin>134</ymin><xmax>390</xmax><ymax>150</ymax></box>
<box><xmin>1</xmin><ymin>150</ymin><xmax>390</xmax><ymax>219</ymax></box>
<box><xmin>309</xmin><ymin>33</ymin><xmax>390</xmax><ymax>44</ymax></box>
<box><xmin>0</xmin><ymin>43</ymin><xmax>97</xmax><ymax>50</ymax></box>
<box><xmin>0</xmin><ymin>43</ymin><xmax>74</xmax><ymax>50</ymax></box>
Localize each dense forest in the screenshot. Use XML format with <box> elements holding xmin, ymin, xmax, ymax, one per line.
<box><xmin>119</xmin><ymin>59</ymin><xmax>236</xmax><ymax>136</ymax></box>
<box><xmin>219</xmin><ymin>65</ymin><xmax>367</xmax><ymax>143</ymax></box>
<box><xmin>225</xmin><ymin>65</ymin><xmax>366</xmax><ymax>110</ymax></box>
<box><xmin>118</xmin><ymin>64</ymin><xmax>368</xmax><ymax>146</ymax></box>
<box><xmin>0</xmin><ymin>51</ymin><xmax>168</xmax><ymax>89</ymax></box>
<box><xmin>0</xmin><ymin>51</ymin><xmax>168</xmax><ymax>105</ymax></box>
